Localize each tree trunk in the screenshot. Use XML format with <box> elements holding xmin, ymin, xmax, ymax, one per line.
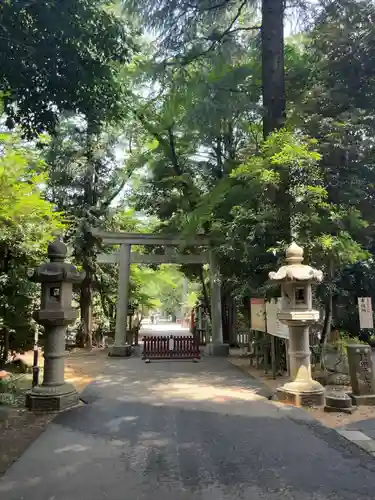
<box><xmin>261</xmin><ymin>0</ymin><xmax>286</xmax><ymax>138</ymax></box>
<box><xmin>0</xmin><ymin>328</ymin><xmax>9</xmax><ymax>368</ymax></box>
<box><xmin>244</xmin><ymin>296</ymin><xmax>251</xmax><ymax>329</ymax></box>
<box><xmin>221</xmin><ymin>293</ymin><xmax>229</xmax><ymax>344</ymax></box>
<box><xmin>320</xmin><ymin>260</ymin><xmax>335</xmax><ymax>346</ymax></box>
<box><xmin>108</xmin><ymin>302</ymin><xmax>116</xmax><ymax>334</ymax></box>
<box><xmin>78</xmin><ymin>123</ymin><xmax>97</xmax><ymax>350</ymax></box>
<box><xmin>320</xmin><ymin>292</ymin><xmax>333</xmax><ymax>346</ymax></box>
<box><xmin>199</xmin><ymin>265</ymin><xmax>211</xmax><ymax>320</ymax></box>
<box><xmin>227</xmin><ymin>298</ymin><xmax>237</xmax><ymax>347</ymax></box>
<box><xmin>221</xmin><ymin>287</ymin><xmax>233</xmax><ymax>345</ymax></box>
<box><xmin>80</xmin><ymin>270</ymin><xmax>93</xmax><ymax>350</ymax></box>
<box><xmin>262</xmin><ymin>0</ymin><xmax>291</xmax><ymax>244</ymax></box>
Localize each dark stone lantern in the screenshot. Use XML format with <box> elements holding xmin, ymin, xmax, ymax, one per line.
<box><xmin>26</xmin><ymin>238</ymin><xmax>84</xmax><ymax>412</ymax></box>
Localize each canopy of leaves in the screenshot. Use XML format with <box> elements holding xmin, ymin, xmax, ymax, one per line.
<box><xmin>0</xmin><ymin>132</ymin><xmax>64</xmax><ymax>254</ymax></box>
<box><xmin>123</xmin><ymin>0</ymin><xmax>259</xmax><ymax>59</ymax></box>
<box><xmin>126</xmin><ymin>0</ymin><xmax>375</xmax><ymax>320</ymax></box>
<box><xmin>4</xmin><ymin>0</ymin><xmax>375</xmax><ymax>352</ymax></box>
<box><xmin>0</xmin><ymin>0</ymin><xmax>136</xmax><ymax>136</ymax></box>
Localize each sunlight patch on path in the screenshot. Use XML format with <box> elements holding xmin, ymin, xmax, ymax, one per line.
<box><xmin>149</xmin><ymin>379</ymin><xmax>265</xmax><ymax>403</ymax></box>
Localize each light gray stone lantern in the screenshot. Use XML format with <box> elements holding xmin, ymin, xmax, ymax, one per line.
<box><xmin>269</xmin><ymin>242</ymin><xmax>325</xmax><ymax>407</ymax></box>
<box><xmin>26</xmin><ymin>238</ymin><xmax>84</xmax><ymax>411</ymax></box>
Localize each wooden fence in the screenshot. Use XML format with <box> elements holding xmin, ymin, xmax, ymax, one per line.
<box><xmin>142</xmin><ymin>335</ymin><xmax>200</xmax><ymax>362</ymax></box>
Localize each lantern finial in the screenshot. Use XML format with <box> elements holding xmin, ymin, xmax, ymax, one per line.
<box><xmin>286</xmin><ymin>242</ymin><xmax>304</xmax><ymax>264</ymax></box>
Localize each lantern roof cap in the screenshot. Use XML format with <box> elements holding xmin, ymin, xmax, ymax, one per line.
<box><xmin>268</xmin><ymin>242</ymin><xmax>323</xmax><ymax>283</ymax></box>
<box><xmin>48</xmin><ymin>238</ymin><xmax>67</xmax><ymax>262</ymax></box>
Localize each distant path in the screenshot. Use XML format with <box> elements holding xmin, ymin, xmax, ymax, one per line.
<box><xmin>140</xmin><ymin>321</ymin><xmax>191</xmax><ymax>338</ymax></box>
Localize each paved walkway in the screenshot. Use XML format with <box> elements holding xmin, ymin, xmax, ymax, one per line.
<box><xmin>338</xmin><ymin>419</ymin><xmax>375</xmax><ymax>454</ymax></box>
<box><xmin>140</xmin><ymin>322</ymin><xmax>191</xmax><ymax>337</ymax></box>
<box><xmin>2</xmin><ymin>339</ymin><xmax>375</xmax><ymax>498</ymax></box>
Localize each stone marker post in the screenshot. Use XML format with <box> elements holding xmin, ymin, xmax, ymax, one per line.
<box><xmin>26</xmin><ymin>238</ymin><xmax>84</xmax><ymax>411</ymax></box>
<box><xmin>346</xmin><ymin>344</ymin><xmax>375</xmax><ymax>405</ymax></box>
<box><xmin>269</xmin><ymin>242</ymin><xmax>325</xmax><ymax>407</ymax></box>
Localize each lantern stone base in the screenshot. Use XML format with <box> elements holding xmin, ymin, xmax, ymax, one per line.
<box><xmin>277</xmin><ymin>388</ymin><xmax>325</xmax><ymax>407</ymax></box>
<box><xmin>131</xmin><ymin>345</ymin><xmax>142</xmax><ymax>357</ymax></box>
<box><xmin>205</xmin><ymin>343</ymin><xmax>229</xmax><ymax>357</ymax></box>
<box><xmin>26</xmin><ymin>382</ymin><xmax>79</xmax><ymax>412</ymax></box>
<box><xmin>108</xmin><ymin>345</ymin><xmax>132</xmax><ymax>357</ymax></box>
<box><xmin>277</xmin><ymin>380</ymin><xmax>325</xmax><ymax>407</ymax></box>
<box><xmin>350</xmin><ymin>393</ymin><xmax>375</xmax><ymax>406</ymax></box>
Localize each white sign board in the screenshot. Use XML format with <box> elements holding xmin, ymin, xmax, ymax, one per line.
<box><xmin>250</xmin><ymin>298</ymin><xmax>266</xmax><ymax>332</ymax></box>
<box><xmin>266</xmin><ymin>298</ymin><xmax>289</xmax><ymax>339</ymax></box>
<box><xmin>358</xmin><ymin>297</ymin><xmax>374</xmax><ymax>329</ymax></box>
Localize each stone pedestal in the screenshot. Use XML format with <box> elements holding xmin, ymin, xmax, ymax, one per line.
<box><xmin>277</xmin><ymin>324</ymin><xmax>324</xmax><ymax>406</ymax></box>
<box><xmin>131</xmin><ymin>345</ymin><xmax>142</xmax><ymax>357</ymax></box>
<box><xmin>26</xmin><ymin>382</ymin><xmax>79</xmax><ymax>412</ymax></box>
<box><xmin>277</xmin><ymin>386</ymin><xmax>324</xmax><ymax>407</ymax></box>
<box><xmin>347</xmin><ymin>344</ymin><xmax>375</xmax><ymax>406</ymax></box>
<box><xmin>205</xmin><ymin>343</ymin><xmax>230</xmax><ymax>357</ymax></box>
<box><xmin>26</xmin><ymin>319</ymin><xmax>80</xmax><ymax>412</ymax></box>
<box><xmin>108</xmin><ymin>345</ymin><xmax>132</xmax><ymax>357</ymax></box>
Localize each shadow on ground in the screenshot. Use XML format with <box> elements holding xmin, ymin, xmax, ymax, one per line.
<box><xmin>1</xmin><ymin>358</ymin><xmax>375</xmax><ymax>500</ymax></box>
<box><xmin>80</xmin><ymin>357</ymin><xmax>275</xmax><ymax>406</ymax></box>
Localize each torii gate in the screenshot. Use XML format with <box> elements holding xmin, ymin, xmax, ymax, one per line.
<box><xmin>92</xmin><ymin>230</ymin><xmax>227</xmax><ymax>357</ymax></box>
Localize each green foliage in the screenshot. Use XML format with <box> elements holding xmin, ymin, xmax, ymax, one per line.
<box><xmin>0</xmin><ymin>134</ymin><xmax>64</xmax><ymax>251</ymax></box>
<box><xmin>3</xmin><ymin>0</ymin><xmax>375</xmax><ymax>353</ymax></box>
<box><xmin>0</xmin><ymin>0</ymin><xmax>137</xmax><ymax>136</ymax></box>
<box><xmin>233</xmin><ymin>129</ymin><xmax>368</xmax><ymax>263</ymax></box>
<box><xmin>0</xmin><ymin>130</ymin><xmax>64</xmax><ymax>363</ymax></box>
<box><xmin>135</xmin><ymin>265</ymin><xmax>199</xmax><ymax>315</ymax></box>
<box><xmin>334</xmin><ymin>333</ymin><xmax>367</xmax><ymax>351</ymax></box>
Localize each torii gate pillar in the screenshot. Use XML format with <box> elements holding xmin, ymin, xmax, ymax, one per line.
<box><xmin>109</xmin><ymin>243</ymin><xmax>132</xmax><ymax>357</ymax></box>
<box><xmin>207</xmin><ymin>251</ymin><xmax>229</xmax><ymax>356</ymax></box>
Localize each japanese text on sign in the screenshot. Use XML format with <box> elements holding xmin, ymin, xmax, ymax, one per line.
<box><xmin>358</xmin><ymin>297</ymin><xmax>374</xmax><ymax>329</ymax></box>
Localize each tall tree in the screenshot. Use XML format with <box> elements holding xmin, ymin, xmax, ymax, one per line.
<box><xmin>262</xmin><ymin>0</ymin><xmax>285</xmax><ymax>137</ymax></box>
<box><xmin>45</xmin><ymin>118</ymin><xmax>132</xmax><ymax>347</ymax></box>
<box><xmin>297</xmin><ymin>0</ymin><xmax>375</xmax><ymax>338</ymax></box>
<box><xmin>124</xmin><ymin>0</ymin><xmax>286</xmax><ymax>135</ymax></box>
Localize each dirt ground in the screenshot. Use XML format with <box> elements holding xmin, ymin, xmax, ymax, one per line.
<box><xmin>229</xmin><ymin>356</ymin><xmax>375</xmax><ymax>428</ymax></box>
<box><xmin>0</xmin><ymin>348</ymin><xmax>108</xmax><ymax>477</ymax></box>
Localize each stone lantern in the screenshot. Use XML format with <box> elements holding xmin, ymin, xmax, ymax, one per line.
<box><xmin>26</xmin><ymin>238</ymin><xmax>84</xmax><ymax>411</ymax></box>
<box><xmin>269</xmin><ymin>242</ymin><xmax>325</xmax><ymax>407</ymax></box>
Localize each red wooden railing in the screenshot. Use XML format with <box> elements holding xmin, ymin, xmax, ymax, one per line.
<box><xmin>142</xmin><ymin>335</ymin><xmax>200</xmax><ymax>362</ymax></box>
